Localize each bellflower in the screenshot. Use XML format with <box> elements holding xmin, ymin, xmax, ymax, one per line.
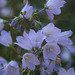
<box><xmin>2</xmin><ymin>61</ymin><xmax>20</xmax><ymax>75</ymax></box>
<box><xmin>60</xmin><ymin>48</ymin><xmax>71</xmax><ymax>62</ymax></box>
<box><xmin>43</xmin><ymin>42</ymin><xmax>60</xmax><ymax>60</ymax></box>
<box><xmin>0</xmin><ymin>0</ymin><xmax>7</xmax><ymax>8</ymax></box>
<box><xmin>48</xmin><ymin>61</ymin><xmax>55</xmax><ymax>75</ymax></box>
<box><xmin>58</xmin><ymin>30</ymin><xmax>73</xmax><ymax>46</ymax></box>
<box><xmin>14</xmin><ymin>31</ymin><xmax>32</xmax><ymax>50</ymax></box>
<box><xmin>1</xmin><ymin>7</ymin><xmax>13</xmax><ymax>17</ymax></box>
<box><xmin>22</xmin><ymin>53</ymin><xmax>40</xmax><ymax>71</ymax></box>
<box><xmin>28</xmin><ymin>29</ymin><xmax>46</xmax><ymax>47</ymax></box>
<box><xmin>42</xmin><ymin>23</ymin><xmax>73</xmax><ymax>47</ymax></box>
<box><xmin>42</xmin><ymin>23</ymin><xmax>61</xmax><ymax>42</ymax></box>
<box><xmin>15</xmin><ymin>29</ymin><xmax>45</xmax><ymax>50</ymax></box>
<box><xmin>0</xmin><ymin>57</ymin><xmax>7</xmax><ymax>69</ymax></box>
<box><xmin>0</xmin><ymin>19</ymin><xmax>4</xmax><ymax>31</ymax></box>
<box><xmin>45</xmin><ymin>0</ymin><xmax>66</xmax><ymax>20</ymax></box>
<box><xmin>58</xmin><ymin>67</ymin><xmax>75</xmax><ymax>75</ymax></box>
<box><xmin>20</xmin><ymin>0</ymin><xmax>34</xmax><ymax>19</ymax></box>
<box><xmin>0</xmin><ymin>30</ymin><xmax>12</xmax><ymax>47</ymax></box>
<box><xmin>42</xmin><ymin>59</ymin><xmax>50</xmax><ymax>68</ymax></box>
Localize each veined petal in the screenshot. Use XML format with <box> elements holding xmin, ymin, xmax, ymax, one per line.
<box><xmin>67</xmin><ymin>68</ymin><xmax>75</xmax><ymax>75</ymax></box>
<box><xmin>43</xmin><ymin>42</ymin><xmax>60</xmax><ymax>60</ymax></box>
<box><xmin>2</xmin><ymin>61</ymin><xmax>20</xmax><ymax>75</ymax></box>
<box><xmin>0</xmin><ymin>30</ymin><xmax>12</xmax><ymax>47</ymax></box>
<box><xmin>22</xmin><ymin>53</ymin><xmax>40</xmax><ymax>71</ymax></box>
<box><xmin>46</xmin><ymin>9</ymin><xmax>54</xmax><ymax>20</ymax></box>
<box><xmin>58</xmin><ymin>67</ymin><xmax>67</xmax><ymax>75</ymax></box>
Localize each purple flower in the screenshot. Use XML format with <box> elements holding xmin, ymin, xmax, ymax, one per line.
<box><xmin>42</xmin><ymin>23</ymin><xmax>61</xmax><ymax>42</ymax></box>
<box><xmin>58</xmin><ymin>67</ymin><xmax>75</xmax><ymax>75</ymax></box>
<box><xmin>45</xmin><ymin>0</ymin><xmax>66</xmax><ymax>20</ymax></box>
<box><xmin>43</xmin><ymin>42</ymin><xmax>60</xmax><ymax>60</ymax></box>
<box><xmin>48</xmin><ymin>61</ymin><xmax>55</xmax><ymax>75</ymax></box>
<box><xmin>0</xmin><ymin>57</ymin><xmax>7</xmax><ymax>69</ymax></box>
<box><xmin>22</xmin><ymin>53</ymin><xmax>40</xmax><ymax>71</ymax></box>
<box><xmin>2</xmin><ymin>61</ymin><xmax>20</xmax><ymax>75</ymax></box>
<box><xmin>15</xmin><ymin>29</ymin><xmax>45</xmax><ymax>50</ymax></box>
<box><xmin>42</xmin><ymin>23</ymin><xmax>73</xmax><ymax>47</ymax></box>
<box><xmin>17</xmin><ymin>25</ymin><xmax>24</xmax><ymax>31</ymax></box>
<box><xmin>14</xmin><ymin>31</ymin><xmax>32</xmax><ymax>50</ymax></box>
<box><xmin>0</xmin><ymin>0</ymin><xmax>7</xmax><ymax>8</ymax></box>
<box><xmin>20</xmin><ymin>0</ymin><xmax>34</xmax><ymax>19</ymax></box>
<box><xmin>11</xmin><ymin>20</ymin><xmax>18</xmax><ymax>26</ymax></box>
<box><xmin>0</xmin><ymin>19</ymin><xmax>4</xmax><ymax>31</ymax></box>
<box><xmin>28</xmin><ymin>29</ymin><xmax>46</xmax><ymax>47</ymax></box>
<box><xmin>58</xmin><ymin>30</ymin><xmax>73</xmax><ymax>46</ymax></box>
<box><xmin>0</xmin><ymin>30</ymin><xmax>12</xmax><ymax>47</ymax></box>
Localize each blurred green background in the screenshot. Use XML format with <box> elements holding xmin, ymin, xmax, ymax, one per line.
<box><xmin>0</xmin><ymin>0</ymin><xmax>75</xmax><ymax>69</ymax></box>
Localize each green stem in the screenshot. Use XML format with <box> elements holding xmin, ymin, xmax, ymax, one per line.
<box><xmin>21</xmin><ymin>68</ymin><xmax>26</xmax><ymax>75</ymax></box>
<box><xmin>38</xmin><ymin>8</ymin><xmax>46</xmax><ymax>14</ymax></box>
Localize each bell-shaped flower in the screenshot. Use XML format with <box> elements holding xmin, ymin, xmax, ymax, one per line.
<box><xmin>0</xmin><ymin>19</ymin><xmax>4</xmax><ymax>31</ymax></box>
<box><xmin>42</xmin><ymin>23</ymin><xmax>61</xmax><ymax>42</ymax></box>
<box><xmin>2</xmin><ymin>61</ymin><xmax>20</xmax><ymax>75</ymax></box>
<box><xmin>47</xmin><ymin>61</ymin><xmax>55</xmax><ymax>75</ymax></box>
<box><xmin>45</xmin><ymin>0</ymin><xmax>66</xmax><ymax>20</ymax></box>
<box><xmin>58</xmin><ymin>30</ymin><xmax>73</xmax><ymax>46</ymax></box>
<box><xmin>0</xmin><ymin>0</ymin><xmax>7</xmax><ymax>8</ymax></box>
<box><xmin>15</xmin><ymin>29</ymin><xmax>45</xmax><ymax>50</ymax></box>
<box><xmin>22</xmin><ymin>53</ymin><xmax>40</xmax><ymax>71</ymax></box>
<box><xmin>14</xmin><ymin>31</ymin><xmax>32</xmax><ymax>50</ymax></box>
<box><xmin>43</xmin><ymin>42</ymin><xmax>60</xmax><ymax>60</ymax></box>
<box><xmin>42</xmin><ymin>23</ymin><xmax>73</xmax><ymax>47</ymax></box>
<box><xmin>0</xmin><ymin>57</ymin><xmax>7</xmax><ymax>69</ymax></box>
<box><xmin>0</xmin><ymin>30</ymin><xmax>12</xmax><ymax>47</ymax></box>
<box><xmin>28</xmin><ymin>29</ymin><xmax>46</xmax><ymax>48</ymax></box>
<box><xmin>58</xmin><ymin>67</ymin><xmax>75</xmax><ymax>75</ymax></box>
<box><xmin>20</xmin><ymin>0</ymin><xmax>34</xmax><ymax>19</ymax></box>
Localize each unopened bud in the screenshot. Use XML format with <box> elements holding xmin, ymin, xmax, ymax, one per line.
<box><xmin>56</xmin><ymin>57</ymin><xmax>61</xmax><ymax>66</ymax></box>
<box><xmin>17</xmin><ymin>47</ymin><xmax>21</xmax><ymax>54</ymax></box>
<box><xmin>23</xmin><ymin>0</ymin><xmax>27</xmax><ymax>5</ymax></box>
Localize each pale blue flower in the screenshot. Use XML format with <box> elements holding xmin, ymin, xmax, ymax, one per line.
<box><xmin>45</xmin><ymin>0</ymin><xmax>66</xmax><ymax>20</ymax></box>
<box><xmin>0</xmin><ymin>0</ymin><xmax>7</xmax><ymax>8</ymax></box>
<box><xmin>42</xmin><ymin>23</ymin><xmax>73</xmax><ymax>47</ymax></box>
<box><xmin>28</xmin><ymin>29</ymin><xmax>46</xmax><ymax>48</ymax></box>
<box><xmin>58</xmin><ymin>67</ymin><xmax>75</xmax><ymax>75</ymax></box>
<box><xmin>14</xmin><ymin>31</ymin><xmax>32</xmax><ymax>50</ymax></box>
<box><xmin>22</xmin><ymin>53</ymin><xmax>40</xmax><ymax>71</ymax></box>
<box><xmin>0</xmin><ymin>19</ymin><xmax>4</xmax><ymax>31</ymax></box>
<box><xmin>20</xmin><ymin>0</ymin><xmax>34</xmax><ymax>19</ymax></box>
<box><xmin>43</xmin><ymin>42</ymin><xmax>60</xmax><ymax>60</ymax></box>
<box><xmin>1</xmin><ymin>7</ymin><xmax>13</xmax><ymax>17</ymax></box>
<box><xmin>42</xmin><ymin>23</ymin><xmax>61</xmax><ymax>42</ymax></box>
<box><xmin>58</xmin><ymin>30</ymin><xmax>73</xmax><ymax>46</ymax></box>
<box><xmin>60</xmin><ymin>48</ymin><xmax>71</xmax><ymax>62</ymax></box>
<box><xmin>0</xmin><ymin>30</ymin><xmax>12</xmax><ymax>47</ymax></box>
<box><xmin>15</xmin><ymin>29</ymin><xmax>45</xmax><ymax>50</ymax></box>
<box><xmin>0</xmin><ymin>57</ymin><xmax>7</xmax><ymax>69</ymax></box>
<box><xmin>1</xmin><ymin>61</ymin><xmax>20</xmax><ymax>75</ymax></box>
<box><xmin>48</xmin><ymin>61</ymin><xmax>55</xmax><ymax>75</ymax></box>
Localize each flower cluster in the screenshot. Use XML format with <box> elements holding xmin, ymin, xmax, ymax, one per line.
<box><xmin>0</xmin><ymin>0</ymin><xmax>74</xmax><ymax>75</ymax></box>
